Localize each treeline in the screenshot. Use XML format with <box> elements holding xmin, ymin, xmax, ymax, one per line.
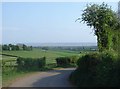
<box><xmin>37</xmin><ymin>46</ymin><xmax>98</xmax><ymax>52</ymax></box>
<box><xmin>2</xmin><ymin>44</ymin><xmax>33</xmax><ymax>51</ymax></box>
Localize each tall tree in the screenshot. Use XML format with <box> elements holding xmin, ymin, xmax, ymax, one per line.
<box><xmin>79</xmin><ymin>3</ymin><xmax>119</xmax><ymax>52</ymax></box>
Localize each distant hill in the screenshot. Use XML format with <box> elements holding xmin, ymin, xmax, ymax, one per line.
<box><xmin>25</xmin><ymin>42</ymin><xmax>97</xmax><ymax>47</ymax></box>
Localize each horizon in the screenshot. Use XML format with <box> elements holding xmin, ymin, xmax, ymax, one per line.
<box><xmin>2</xmin><ymin>42</ymin><xmax>97</xmax><ymax>47</ymax></box>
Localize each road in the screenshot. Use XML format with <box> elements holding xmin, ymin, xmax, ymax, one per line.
<box><xmin>10</xmin><ymin>68</ymin><xmax>76</xmax><ymax>87</ymax></box>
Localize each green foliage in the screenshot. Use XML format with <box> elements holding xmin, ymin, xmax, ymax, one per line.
<box><xmin>69</xmin><ymin>52</ymin><xmax>120</xmax><ymax>87</ymax></box>
<box><xmin>2</xmin><ymin>44</ymin><xmax>33</xmax><ymax>51</ymax></box>
<box><xmin>56</xmin><ymin>56</ymin><xmax>79</xmax><ymax>67</ymax></box>
<box><xmin>79</xmin><ymin>2</ymin><xmax>120</xmax><ymax>73</ymax></box>
<box><xmin>95</xmin><ymin>52</ymin><xmax>119</xmax><ymax>86</ymax></box>
<box><xmin>17</xmin><ymin>57</ymin><xmax>46</xmax><ymax>70</ymax></box>
<box><xmin>56</xmin><ymin>57</ymin><xmax>71</xmax><ymax>66</ymax></box>
<box><xmin>69</xmin><ymin>56</ymin><xmax>79</xmax><ymax>64</ymax></box>
<box><xmin>41</xmin><ymin>47</ymin><xmax>49</xmax><ymax>50</ymax></box>
<box><xmin>77</xmin><ymin>53</ymin><xmax>100</xmax><ymax>68</ymax></box>
<box><xmin>112</xmin><ymin>30</ymin><xmax>120</xmax><ymax>53</ymax></box>
<box><xmin>22</xmin><ymin>44</ymin><xmax>27</xmax><ymax>50</ymax></box>
<box><xmin>2</xmin><ymin>45</ymin><xmax>9</xmax><ymax>50</ymax></box>
<box><xmin>73</xmin><ymin>4</ymin><xmax>120</xmax><ymax>86</ymax></box>
<box><xmin>79</xmin><ymin>3</ymin><xmax>119</xmax><ymax>52</ymax></box>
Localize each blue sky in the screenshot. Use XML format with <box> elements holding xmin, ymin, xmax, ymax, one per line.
<box><xmin>2</xmin><ymin>2</ymin><xmax>118</xmax><ymax>44</ymax></box>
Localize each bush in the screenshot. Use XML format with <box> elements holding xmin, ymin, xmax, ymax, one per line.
<box><xmin>69</xmin><ymin>52</ymin><xmax>120</xmax><ymax>87</ymax></box>
<box><xmin>95</xmin><ymin>52</ymin><xmax>119</xmax><ymax>87</ymax></box>
<box><xmin>77</xmin><ymin>53</ymin><xmax>100</xmax><ymax>68</ymax></box>
<box><xmin>56</xmin><ymin>57</ymin><xmax>71</xmax><ymax>66</ymax></box>
<box><xmin>17</xmin><ymin>57</ymin><xmax>46</xmax><ymax>70</ymax></box>
<box><xmin>70</xmin><ymin>53</ymin><xmax>101</xmax><ymax>87</ymax></box>
<box><xmin>69</xmin><ymin>56</ymin><xmax>79</xmax><ymax>64</ymax></box>
<box><xmin>55</xmin><ymin>56</ymin><xmax>79</xmax><ymax>67</ymax></box>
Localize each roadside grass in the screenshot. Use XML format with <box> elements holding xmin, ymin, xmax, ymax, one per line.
<box><xmin>2</xmin><ymin>64</ymin><xmax>58</xmax><ymax>87</ymax></box>
<box><xmin>2</xmin><ymin>68</ymin><xmax>40</xmax><ymax>87</ymax></box>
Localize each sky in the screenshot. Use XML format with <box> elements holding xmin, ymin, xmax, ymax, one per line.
<box><xmin>2</xmin><ymin>2</ymin><xmax>118</xmax><ymax>44</ymax></box>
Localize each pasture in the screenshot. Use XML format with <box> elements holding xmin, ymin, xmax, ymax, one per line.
<box><xmin>2</xmin><ymin>48</ymin><xmax>80</xmax><ymax>64</ymax></box>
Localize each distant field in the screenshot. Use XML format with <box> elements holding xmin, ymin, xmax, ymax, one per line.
<box><xmin>2</xmin><ymin>48</ymin><xmax>80</xmax><ymax>64</ymax></box>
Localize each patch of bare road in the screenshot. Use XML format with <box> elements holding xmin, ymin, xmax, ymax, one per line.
<box><xmin>10</xmin><ymin>68</ymin><xmax>76</xmax><ymax>87</ymax></box>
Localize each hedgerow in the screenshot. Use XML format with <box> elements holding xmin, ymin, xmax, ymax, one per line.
<box><xmin>69</xmin><ymin>52</ymin><xmax>120</xmax><ymax>87</ymax></box>
<box><xmin>17</xmin><ymin>57</ymin><xmax>46</xmax><ymax>70</ymax></box>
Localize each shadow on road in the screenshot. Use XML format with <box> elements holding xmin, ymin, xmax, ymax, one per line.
<box><xmin>32</xmin><ymin>68</ymin><xmax>75</xmax><ymax>87</ymax></box>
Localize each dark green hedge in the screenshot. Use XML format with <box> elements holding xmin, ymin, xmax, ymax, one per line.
<box><xmin>69</xmin><ymin>52</ymin><xmax>120</xmax><ymax>87</ymax></box>
<box><xmin>17</xmin><ymin>57</ymin><xmax>46</xmax><ymax>70</ymax></box>
<box><xmin>56</xmin><ymin>57</ymin><xmax>71</xmax><ymax>66</ymax></box>
<box><xmin>55</xmin><ymin>56</ymin><xmax>79</xmax><ymax>67</ymax></box>
<box><xmin>70</xmin><ymin>56</ymin><xmax>79</xmax><ymax>64</ymax></box>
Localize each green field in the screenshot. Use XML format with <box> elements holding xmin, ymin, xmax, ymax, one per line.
<box><xmin>2</xmin><ymin>48</ymin><xmax>80</xmax><ymax>64</ymax></box>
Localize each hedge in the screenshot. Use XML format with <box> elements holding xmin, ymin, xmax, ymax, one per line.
<box><xmin>70</xmin><ymin>56</ymin><xmax>79</xmax><ymax>64</ymax></box>
<box><xmin>55</xmin><ymin>56</ymin><xmax>79</xmax><ymax>67</ymax></box>
<box><xmin>17</xmin><ymin>57</ymin><xmax>46</xmax><ymax>70</ymax></box>
<box><xmin>56</xmin><ymin>57</ymin><xmax>71</xmax><ymax>66</ymax></box>
<box><xmin>69</xmin><ymin>52</ymin><xmax>120</xmax><ymax>87</ymax></box>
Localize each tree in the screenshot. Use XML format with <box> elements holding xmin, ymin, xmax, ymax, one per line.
<box><xmin>8</xmin><ymin>44</ymin><xmax>13</xmax><ymax>51</ymax></box>
<box><xmin>41</xmin><ymin>47</ymin><xmax>49</xmax><ymax>50</ymax></box>
<box><xmin>2</xmin><ymin>45</ymin><xmax>9</xmax><ymax>50</ymax></box>
<box><xmin>15</xmin><ymin>45</ymin><xmax>20</xmax><ymax>50</ymax></box>
<box><xmin>79</xmin><ymin>3</ymin><xmax>119</xmax><ymax>52</ymax></box>
<box><xmin>22</xmin><ymin>44</ymin><xmax>27</xmax><ymax>50</ymax></box>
